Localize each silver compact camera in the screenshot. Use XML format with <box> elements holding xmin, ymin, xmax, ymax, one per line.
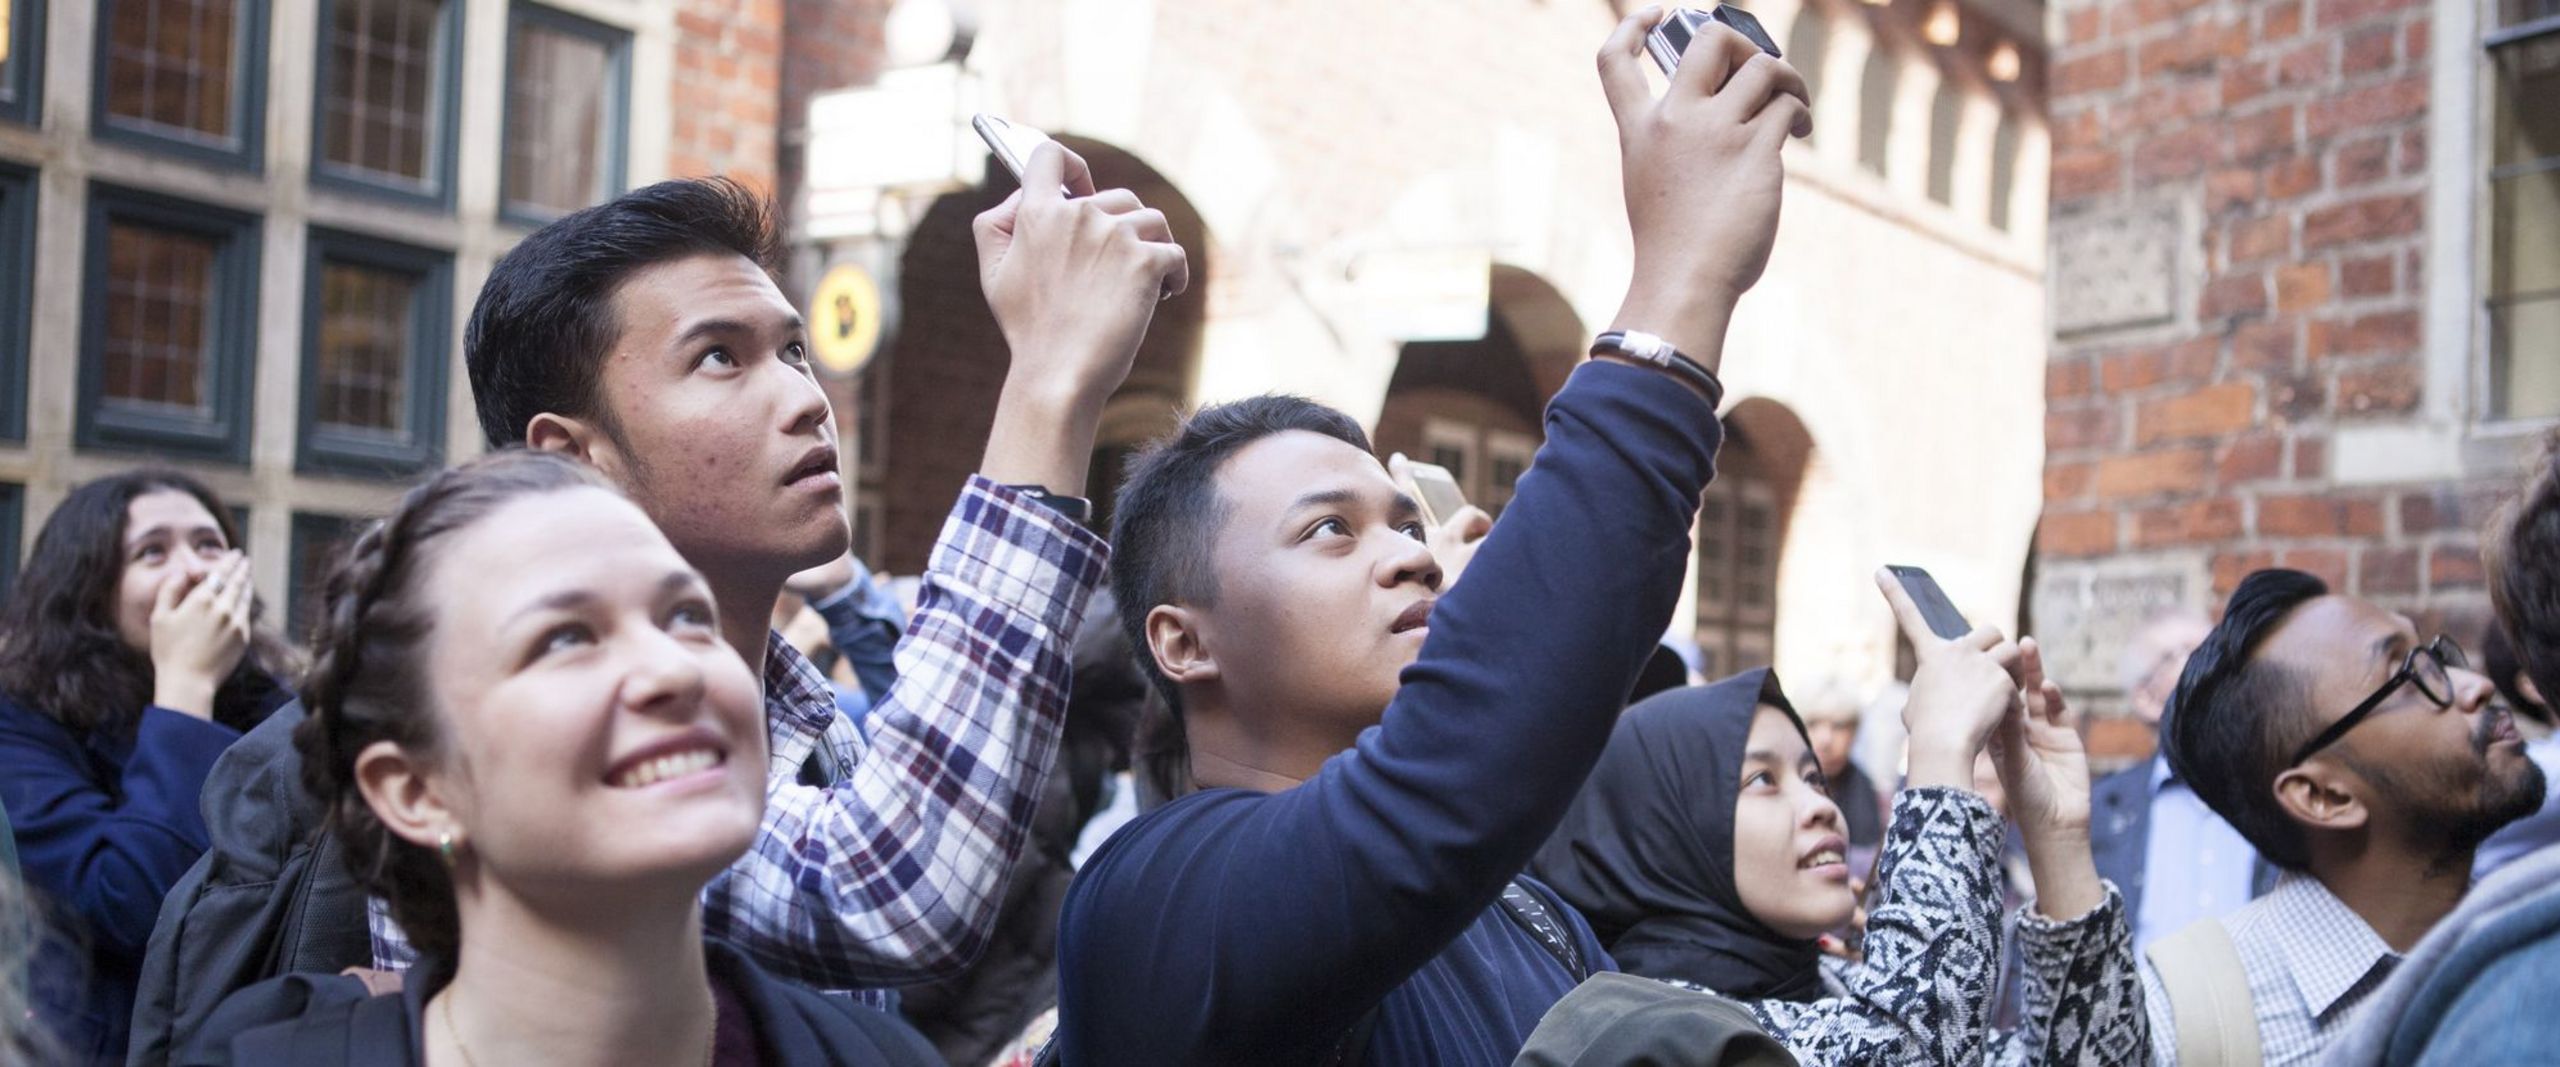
<box><xmin>1646</xmin><ymin>5</ymin><xmax>1784</xmax><ymax>76</ymax></box>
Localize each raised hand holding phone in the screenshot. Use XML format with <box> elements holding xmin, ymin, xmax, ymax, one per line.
<box><xmin>1596</xmin><ymin>5</ymin><xmax>1812</xmax><ymax>378</ymax></box>
<box><xmin>1995</xmin><ymin>637</ymin><xmax>2107</xmax><ymax>919</ymax></box>
<box><xmin>1876</xmin><ymin>566</ymin><xmax>2020</xmax><ymax>796</ymax></box>
<box><xmin>1389</xmin><ymin>453</ymin><xmax>1494</xmax><ymax>589</ymax></box>
<box><xmin>971</xmin><ymin>139</ymin><xmax>1190</xmax><ymax>494</ymax></box>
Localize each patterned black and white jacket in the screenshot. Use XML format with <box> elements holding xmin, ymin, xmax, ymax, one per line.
<box><xmin>1670</xmin><ymin>787</ymin><xmax>2150</xmax><ymax>1067</ymax></box>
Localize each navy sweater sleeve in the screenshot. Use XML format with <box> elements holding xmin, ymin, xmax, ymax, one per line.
<box><xmin>0</xmin><ymin>700</ymin><xmax>240</xmax><ymax>959</ymax></box>
<box><xmin>1057</xmin><ymin>362</ymin><xmax>1721</xmax><ymax>1064</ymax></box>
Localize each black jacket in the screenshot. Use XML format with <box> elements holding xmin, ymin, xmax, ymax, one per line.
<box><xmin>128</xmin><ymin>701</ymin><xmax>372</xmax><ymax>1066</ymax></box>
<box><xmin>176</xmin><ymin>939</ymin><xmax>941</xmax><ymax>1065</ymax></box>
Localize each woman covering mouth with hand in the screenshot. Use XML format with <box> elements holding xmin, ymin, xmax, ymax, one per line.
<box><xmin>180</xmin><ymin>450</ymin><xmax>939</xmax><ymax>1066</ymax></box>
<box><xmin>1534</xmin><ymin>635</ymin><xmax>2147</xmax><ymax>1066</ymax></box>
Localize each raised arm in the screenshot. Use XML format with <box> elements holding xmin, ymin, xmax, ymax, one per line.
<box><xmin>1059</xmin><ymin>13</ymin><xmax>1810</xmax><ymax>1061</ymax></box>
<box><xmin>703</xmin><ymin>140</ymin><xmax>1187</xmax><ymax>987</ymax></box>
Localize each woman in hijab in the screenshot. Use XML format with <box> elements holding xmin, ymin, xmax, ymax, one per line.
<box><xmin>1536</xmin><ymin>649</ymin><xmax>2144</xmax><ymax>1065</ymax></box>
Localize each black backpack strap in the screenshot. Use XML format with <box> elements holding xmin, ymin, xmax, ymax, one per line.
<box><xmin>1500</xmin><ymin>880</ymin><xmax>1592</xmax><ymax>981</ymax></box>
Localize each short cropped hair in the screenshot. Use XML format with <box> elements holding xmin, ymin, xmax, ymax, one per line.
<box><xmin>2163</xmin><ymin>568</ymin><xmax>2331</xmax><ymax>871</ymax></box>
<box><xmin>2489</xmin><ymin>433</ymin><xmax>2560</xmax><ymax>717</ymax></box>
<box><xmin>464</xmin><ymin>177</ymin><xmax>782</xmax><ymax>449</ymax></box>
<box><xmin>1107</xmin><ymin>396</ymin><xmax>1372</xmax><ymax>715</ymax></box>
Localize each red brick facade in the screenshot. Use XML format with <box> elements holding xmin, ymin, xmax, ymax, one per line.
<box><xmin>2040</xmin><ymin>0</ymin><xmax>2515</xmax><ymax>755</ymax></box>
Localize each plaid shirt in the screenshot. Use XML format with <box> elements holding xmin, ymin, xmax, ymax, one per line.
<box><xmin>2140</xmin><ymin>872</ymin><xmax>2400</xmax><ymax>1066</ymax></box>
<box><xmin>374</xmin><ymin>477</ymin><xmax>1108</xmax><ymax>1004</ymax></box>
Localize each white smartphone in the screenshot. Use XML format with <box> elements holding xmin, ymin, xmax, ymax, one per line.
<box><xmin>972</xmin><ymin>113</ymin><xmax>1055</xmax><ymax>185</ymax></box>
<box><xmin>1405</xmin><ymin>462</ymin><xmax>1471</xmax><ymax>528</ymax></box>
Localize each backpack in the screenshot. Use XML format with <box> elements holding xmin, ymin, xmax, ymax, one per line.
<box><xmin>2144</xmin><ymin>917</ymin><xmax>2264</xmax><ymax>1067</ymax></box>
<box><xmin>1030</xmin><ymin>879</ymin><xmax>1593</xmax><ymax>1067</ymax></box>
<box><xmin>127</xmin><ymin>703</ymin><xmax>374</xmax><ymax>1066</ymax></box>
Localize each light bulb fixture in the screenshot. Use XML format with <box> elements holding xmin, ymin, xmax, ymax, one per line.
<box><xmin>1923</xmin><ymin>0</ymin><xmax>1961</xmax><ymax>45</ymax></box>
<box><xmin>1988</xmin><ymin>39</ymin><xmax>2021</xmax><ymax>81</ymax></box>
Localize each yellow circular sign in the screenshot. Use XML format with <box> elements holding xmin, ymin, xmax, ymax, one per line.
<box><xmin>809</xmin><ymin>264</ymin><xmax>883</xmax><ymax>376</ymax></box>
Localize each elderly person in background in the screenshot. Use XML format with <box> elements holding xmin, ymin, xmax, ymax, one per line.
<box><xmin>2085</xmin><ymin>611</ymin><xmax>2271</xmax><ymax>954</ymax></box>
<box><xmin>1798</xmin><ymin>684</ymin><xmax>1884</xmax><ymax>854</ymax></box>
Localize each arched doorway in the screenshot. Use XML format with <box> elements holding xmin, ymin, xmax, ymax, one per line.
<box><xmin>1695</xmin><ymin>398</ymin><xmax>1815</xmax><ymax>678</ymax></box>
<box><xmin>1370</xmin><ymin>266</ymin><xmax>1583</xmax><ymax>516</ymax></box>
<box><xmin>858</xmin><ymin>139</ymin><xmax>1208</xmax><ymax>573</ymax></box>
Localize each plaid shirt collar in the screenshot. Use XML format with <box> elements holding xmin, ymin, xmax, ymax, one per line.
<box><xmin>2254</xmin><ymin>873</ymin><xmax>2402</xmax><ymax>1022</ymax></box>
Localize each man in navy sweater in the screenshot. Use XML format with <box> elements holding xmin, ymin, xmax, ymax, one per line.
<box><xmin>1053</xmin><ymin>11</ymin><xmax>1812</xmax><ymax>1064</ymax></box>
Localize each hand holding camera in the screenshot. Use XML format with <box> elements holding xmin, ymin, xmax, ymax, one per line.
<box><xmin>1597</xmin><ymin>6</ymin><xmax>1811</xmax><ymax>375</ymax></box>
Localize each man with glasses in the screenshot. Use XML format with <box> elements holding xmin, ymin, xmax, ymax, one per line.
<box><xmin>2136</xmin><ymin>567</ymin><xmax>2545</xmax><ymax>1066</ymax></box>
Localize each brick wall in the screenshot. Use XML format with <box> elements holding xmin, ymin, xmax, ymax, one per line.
<box><xmin>668</xmin><ymin>0</ymin><xmax>787</xmax><ymax>190</ymax></box>
<box><xmin>2040</xmin><ymin>0</ymin><xmax>2513</xmax><ymax>759</ymax></box>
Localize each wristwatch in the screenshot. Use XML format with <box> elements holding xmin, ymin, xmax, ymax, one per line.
<box><xmin>1591</xmin><ymin>330</ymin><xmax>1723</xmax><ymax>405</ymax></box>
<box><xmin>1003</xmin><ymin>484</ymin><xmax>1094</xmax><ymax>526</ymax></box>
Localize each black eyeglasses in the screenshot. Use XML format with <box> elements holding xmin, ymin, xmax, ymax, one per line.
<box><xmin>2289</xmin><ymin>635</ymin><xmax>2468</xmax><ymax>767</ymax></box>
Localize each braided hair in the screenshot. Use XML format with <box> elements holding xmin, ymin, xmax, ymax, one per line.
<box><xmin>293</xmin><ymin>450</ymin><xmax>610</xmax><ymax>969</ymax></box>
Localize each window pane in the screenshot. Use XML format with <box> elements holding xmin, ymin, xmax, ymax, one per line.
<box><xmin>105</xmin><ymin>0</ymin><xmax>240</xmax><ymax>142</ymax></box>
<box><xmin>2492</xmin><ymin>296</ymin><xmax>2560</xmax><ymax>420</ymax></box>
<box><xmin>2501</xmin><ymin>0</ymin><xmax>2560</xmax><ymax>29</ymax></box>
<box><xmin>1990</xmin><ymin>114</ymin><xmax>2020</xmax><ymax>231</ymax></box>
<box><xmin>315</xmin><ymin>259</ymin><xmax>416</xmax><ymax>435</ymax></box>
<box><xmin>504</xmin><ymin>18</ymin><xmax>613</xmax><ymax>214</ymax></box>
<box><xmin>1859</xmin><ymin>48</ymin><xmax>1898</xmax><ymax>176</ymax></box>
<box><xmin>2492</xmin><ymin>36</ymin><xmax>2560</xmax><ymax>173</ymax></box>
<box><xmin>101</xmin><ymin>221</ymin><xmax>218</xmax><ymax>416</ymax></box>
<box><xmin>2491</xmin><ymin>170</ymin><xmax>2560</xmax><ymax>299</ymax></box>
<box><xmin>1788</xmin><ymin>7</ymin><xmax>1828</xmax><ymax>143</ymax></box>
<box><xmin>1928</xmin><ymin>82</ymin><xmax>1962</xmax><ymax>205</ymax></box>
<box><xmin>324</xmin><ymin>0</ymin><xmax>442</xmax><ymax>182</ymax></box>
<box><xmin>2</xmin><ymin>0</ymin><xmax>18</xmax><ymax>105</ymax></box>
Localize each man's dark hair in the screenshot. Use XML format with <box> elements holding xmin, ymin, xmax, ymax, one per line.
<box><xmin>1107</xmin><ymin>395</ymin><xmax>1373</xmax><ymax>724</ymax></box>
<box><xmin>464</xmin><ymin>177</ymin><xmax>783</xmax><ymax>449</ymax></box>
<box><xmin>2163</xmin><ymin>568</ymin><xmax>2330</xmax><ymax>871</ymax></box>
<box><xmin>2482</xmin><ymin>623</ymin><xmax>2551</xmax><ymax>727</ymax></box>
<box><xmin>2490</xmin><ymin>432</ymin><xmax>2560</xmax><ymax>720</ymax></box>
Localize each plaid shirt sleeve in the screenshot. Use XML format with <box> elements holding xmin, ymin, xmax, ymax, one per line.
<box><xmin>701</xmin><ymin>476</ymin><xmax>1109</xmax><ymax>989</ymax></box>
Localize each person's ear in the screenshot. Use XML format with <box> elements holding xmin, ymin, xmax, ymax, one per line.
<box><xmin>2523</xmin><ymin>673</ymin><xmax>2548</xmax><ymax>711</ymax></box>
<box><xmin>2273</xmin><ymin>763</ymin><xmax>2368</xmax><ymax>834</ymax></box>
<box><xmin>354</xmin><ymin>739</ymin><xmax>461</xmax><ymax>855</ymax></box>
<box><xmin>1146</xmin><ymin>604</ymin><xmax>1219</xmax><ymax>690</ymax></box>
<box><xmin>525</xmin><ymin>413</ymin><xmax>626</xmax><ymax>484</ymax></box>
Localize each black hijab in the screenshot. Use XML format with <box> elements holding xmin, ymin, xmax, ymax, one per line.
<box><xmin>1532</xmin><ymin>668</ymin><xmax>1826</xmax><ymax>1003</ymax></box>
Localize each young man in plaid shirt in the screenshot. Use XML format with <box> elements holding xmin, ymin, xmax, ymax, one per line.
<box><xmin>380</xmin><ymin>143</ymin><xmax>1187</xmax><ymax>995</ymax></box>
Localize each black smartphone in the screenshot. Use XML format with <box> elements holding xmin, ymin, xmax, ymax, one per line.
<box><xmin>1885</xmin><ymin>564</ymin><xmax>1973</xmax><ymax>641</ymax></box>
<box><xmin>1647</xmin><ymin>5</ymin><xmax>1783</xmax><ymax>77</ymax></box>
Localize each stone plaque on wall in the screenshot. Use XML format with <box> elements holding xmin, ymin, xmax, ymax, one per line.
<box><xmin>2051</xmin><ymin>203</ymin><xmax>2181</xmax><ymax>337</ymax></box>
<box><xmin>2032</xmin><ymin>554</ymin><xmax>2209</xmax><ymax>695</ymax></box>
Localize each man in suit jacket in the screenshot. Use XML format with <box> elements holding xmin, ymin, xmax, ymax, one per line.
<box><xmin>2088</xmin><ymin>613</ymin><xmax>2273</xmax><ymax>952</ymax></box>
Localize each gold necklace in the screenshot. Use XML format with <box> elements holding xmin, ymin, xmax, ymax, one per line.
<box><xmin>438</xmin><ymin>987</ymin><xmax>719</xmax><ymax>1067</ymax></box>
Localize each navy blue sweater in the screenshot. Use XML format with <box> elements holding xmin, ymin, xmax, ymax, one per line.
<box><xmin>1055</xmin><ymin>361</ymin><xmax>1723</xmax><ymax>1065</ymax></box>
<box><xmin>1</xmin><ymin>694</ymin><xmax>247</xmax><ymax>1062</ymax></box>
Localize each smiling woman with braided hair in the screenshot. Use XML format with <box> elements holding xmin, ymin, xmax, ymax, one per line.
<box><xmin>178</xmin><ymin>449</ymin><xmax>938</xmax><ymax>1066</ymax></box>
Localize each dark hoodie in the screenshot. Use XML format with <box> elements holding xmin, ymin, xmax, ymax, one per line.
<box><xmin>127</xmin><ymin>701</ymin><xmax>373</xmax><ymax>1066</ymax></box>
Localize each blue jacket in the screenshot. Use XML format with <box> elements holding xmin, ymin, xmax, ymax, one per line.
<box><xmin>1055</xmin><ymin>362</ymin><xmax>1721</xmax><ymax>1065</ymax></box>
<box><xmin>2324</xmin><ymin>843</ymin><xmax>2560</xmax><ymax>1065</ymax></box>
<box><xmin>0</xmin><ymin>692</ymin><xmax>260</xmax><ymax>1062</ymax></box>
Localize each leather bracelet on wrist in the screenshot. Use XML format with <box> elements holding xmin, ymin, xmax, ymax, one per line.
<box><xmin>1590</xmin><ymin>330</ymin><xmax>1724</xmax><ymax>406</ymax></box>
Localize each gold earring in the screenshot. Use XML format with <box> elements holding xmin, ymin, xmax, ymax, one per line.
<box><xmin>438</xmin><ymin>830</ymin><xmax>460</xmax><ymax>868</ymax></box>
